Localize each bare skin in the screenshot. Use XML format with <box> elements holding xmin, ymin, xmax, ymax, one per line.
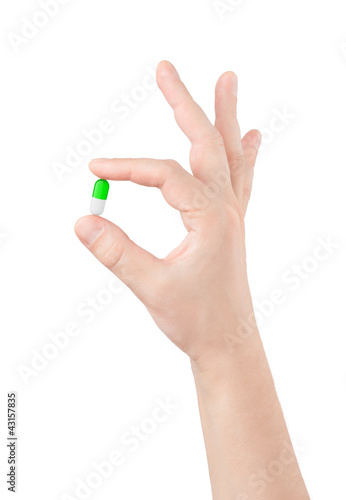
<box><xmin>75</xmin><ymin>61</ymin><xmax>310</xmax><ymax>499</ymax></box>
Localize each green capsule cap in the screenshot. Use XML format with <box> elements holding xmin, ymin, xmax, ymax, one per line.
<box><xmin>92</xmin><ymin>179</ymin><xmax>109</xmax><ymax>200</ymax></box>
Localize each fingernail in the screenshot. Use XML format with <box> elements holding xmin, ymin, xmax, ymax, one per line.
<box><xmin>90</xmin><ymin>158</ymin><xmax>108</xmax><ymax>163</ymax></box>
<box><xmin>232</xmin><ymin>75</ymin><xmax>238</xmax><ymax>97</ymax></box>
<box><xmin>75</xmin><ymin>218</ymin><xmax>104</xmax><ymax>247</ymax></box>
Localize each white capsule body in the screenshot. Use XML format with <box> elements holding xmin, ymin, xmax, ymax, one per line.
<box><xmin>90</xmin><ymin>197</ymin><xmax>106</xmax><ymax>216</ymax></box>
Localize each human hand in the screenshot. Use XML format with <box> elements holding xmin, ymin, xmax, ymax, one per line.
<box><xmin>75</xmin><ymin>61</ymin><xmax>262</xmax><ymax>368</ymax></box>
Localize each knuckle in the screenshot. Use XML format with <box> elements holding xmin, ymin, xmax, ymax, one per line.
<box><xmin>210</xmin><ymin>200</ymin><xmax>244</xmax><ymax>232</ymax></box>
<box><xmin>165</xmin><ymin>159</ymin><xmax>181</xmax><ymax>172</ymax></box>
<box><xmin>174</xmin><ymin>94</ymin><xmax>194</xmax><ymax>118</ymax></box>
<box><xmin>189</xmin><ymin>149</ymin><xmax>204</xmax><ymax>176</ymax></box>
<box><xmin>225</xmin><ymin>205</ymin><xmax>244</xmax><ymax>232</ymax></box>
<box><xmin>229</xmin><ymin>153</ymin><xmax>246</xmax><ymax>174</ymax></box>
<box><xmin>200</xmin><ymin>128</ymin><xmax>225</xmax><ymax>149</ymax></box>
<box><xmin>209</xmin><ymin>128</ymin><xmax>225</xmax><ymax>147</ymax></box>
<box><xmin>101</xmin><ymin>240</ymin><xmax>125</xmax><ymax>270</ymax></box>
<box><xmin>242</xmin><ymin>145</ymin><xmax>258</xmax><ymax>165</ymax></box>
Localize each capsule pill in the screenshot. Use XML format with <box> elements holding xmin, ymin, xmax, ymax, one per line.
<box><xmin>90</xmin><ymin>179</ymin><xmax>109</xmax><ymax>215</ymax></box>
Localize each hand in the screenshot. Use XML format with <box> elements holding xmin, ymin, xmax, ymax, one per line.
<box><xmin>75</xmin><ymin>63</ymin><xmax>310</xmax><ymax>499</ymax></box>
<box><xmin>75</xmin><ymin>61</ymin><xmax>262</xmax><ymax>367</ymax></box>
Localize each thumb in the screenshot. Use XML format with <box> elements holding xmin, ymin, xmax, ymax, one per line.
<box><xmin>74</xmin><ymin>215</ymin><xmax>163</xmax><ymax>302</ymax></box>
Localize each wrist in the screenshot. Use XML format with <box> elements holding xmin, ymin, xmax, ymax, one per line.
<box><xmin>189</xmin><ymin>322</ymin><xmax>278</xmax><ymax>423</ymax></box>
<box><xmin>190</xmin><ymin>317</ymin><xmax>263</xmax><ymax>382</ymax></box>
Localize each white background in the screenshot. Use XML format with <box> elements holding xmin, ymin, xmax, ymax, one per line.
<box><xmin>1</xmin><ymin>0</ymin><xmax>346</xmax><ymax>498</ymax></box>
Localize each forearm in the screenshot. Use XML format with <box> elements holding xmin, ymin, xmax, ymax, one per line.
<box><xmin>191</xmin><ymin>323</ymin><xmax>310</xmax><ymax>500</ymax></box>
